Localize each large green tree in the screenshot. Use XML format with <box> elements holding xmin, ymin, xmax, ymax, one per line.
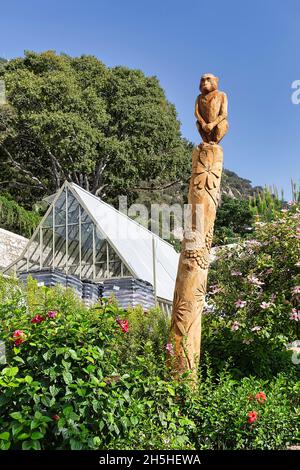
<box><xmin>0</xmin><ymin>51</ymin><xmax>191</xmax><ymax>207</ymax></box>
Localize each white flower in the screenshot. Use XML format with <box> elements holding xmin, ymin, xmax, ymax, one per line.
<box><xmin>251</xmin><ymin>326</ymin><xmax>262</xmax><ymax>332</ymax></box>
<box><xmin>243</xmin><ymin>339</ymin><xmax>253</xmax><ymax>345</ymax></box>
<box><xmin>231</xmin><ymin>321</ymin><xmax>240</xmax><ymax>331</ymax></box>
<box><xmin>235</xmin><ymin>299</ymin><xmax>247</xmax><ymax>308</ymax></box>
<box><xmin>248</xmin><ymin>275</ymin><xmax>265</xmax><ymax>286</ymax></box>
<box><xmin>260</xmin><ymin>301</ymin><xmax>273</xmax><ymax>309</ymax></box>
<box><xmin>231</xmin><ymin>270</ymin><xmax>242</xmax><ymax>276</ymax></box>
<box><xmin>289</xmin><ymin>309</ymin><xmax>300</xmax><ymax>321</ymax></box>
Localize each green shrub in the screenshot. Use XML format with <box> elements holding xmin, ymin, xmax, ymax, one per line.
<box><xmin>0</xmin><ymin>275</ymin><xmax>298</xmax><ymax>450</ymax></box>
<box><xmin>205</xmin><ymin>202</ymin><xmax>300</xmax><ymax>377</ymax></box>
<box><xmin>0</xmin><ymin>194</ymin><xmax>40</xmax><ymax>237</ymax></box>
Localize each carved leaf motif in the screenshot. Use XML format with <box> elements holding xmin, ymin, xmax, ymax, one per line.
<box><xmin>172</xmin><ymin>290</ymin><xmax>190</xmax><ymax>336</ymax></box>
<box><xmin>195</xmin><ymin>283</ymin><xmax>206</xmax><ymax>306</ymax></box>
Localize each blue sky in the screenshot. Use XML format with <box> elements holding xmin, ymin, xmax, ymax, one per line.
<box><xmin>1</xmin><ymin>0</ymin><xmax>299</xmax><ymax>198</ymax></box>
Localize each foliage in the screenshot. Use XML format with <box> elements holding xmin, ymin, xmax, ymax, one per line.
<box><xmin>0</xmin><ymin>194</ymin><xmax>40</xmax><ymax>237</ymax></box>
<box><xmin>205</xmin><ymin>202</ymin><xmax>300</xmax><ymax>377</ymax></box>
<box><xmin>214</xmin><ymin>195</ymin><xmax>254</xmax><ymax>245</ymax></box>
<box><xmin>0</xmin><ymin>58</ymin><xmax>8</xmax><ymax>75</ymax></box>
<box><xmin>0</xmin><ymin>51</ymin><xmax>191</xmax><ymax>208</ymax></box>
<box><xmin>0</xmin><ymin>275</ymin><xmax>299</xmax><ymax>450</ymax></box>
<box><xmin>249</xmin><ymin>187</ymin><xmax>284</xmax><ymax>221</ymax></box>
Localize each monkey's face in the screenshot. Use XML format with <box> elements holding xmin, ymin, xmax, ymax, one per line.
<box><xmin>200</xmin><ymin>75</ymin><xmax>218</xmax><ymax>94</ymax></box>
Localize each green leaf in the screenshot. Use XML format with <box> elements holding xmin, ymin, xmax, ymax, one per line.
<box><xmin>0</xmin><ymin>432</ymin><xmax>10</xmax><ymax>441</ymax></box>
<box><xmin>0</xmin><ymin>441</ymin><xmax>10</xmax><ymax>450</ymax></box>
<box><xmin>22</xmin><ymin>441</ymin><xmax>33</xmax><ymax>450</ymax></box>
<box><xmin>24</xmin><ymin>375</ymin><xmax>33</xmax><ymax>384</ymax></box>
<box><xmin>3</xmin><ymin>367</ymin><xmax>18</xmax><ymax>377</ymax></box>
<box><xmin>130</xmin><ymin>416</ymin><xmax>138</xmax><ymax>426</ymax></box>
<box><xmin>69</xmin><ymin>349</ymin><xmax>78</xmax><ymax>360</ymax></box>
<box><xmin>18</xmin><ymin>433</ymin><xmax>30</xmax><ymax>440</ymax></box>
<box><xmin>70</xmin><ymin>439</ymin><xmax>83</xmax><ymax>450</ymax></box>
<box><xmin>99</xmin><ymin>421</ymin><xmax>105</xmax><ymax>432</ymax></box>
<box><xmin>63</xmin><ymin>406</ymin><xmax>73</xmax><ymax>418</ymax></box>
<box><xmin>62</xmin><ymin>371</ymin><xmax>73</xmax><ymax>385</ymax></box>
<box><xmin>32</xmin><ymin>440</ymin><xmax>41</xmax><ymax>450</ymax></box>
<box><xmin>93</xmin><ymin>436</ymin><xmax>101</xmax><ymax>447</ymax></box>
<box><xmin>167</xmin><ymin>386</ymin><xmax>175</xmax><ymax>396</ymax></box>
<box><xmin>31</xmin><ymin>431</ymin><xmax>44</xmax><ymax>440</ymax></box>
<box><xmin>13</xmin><ymin>356</ymin><xmax>25</xmax><ymax>364</ymax></box>
<box><xmin>10</xmin><ymin>412</ymin><xmax>22</xmax><ymax>421</ymax></box>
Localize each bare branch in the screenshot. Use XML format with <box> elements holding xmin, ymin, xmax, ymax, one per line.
<box><xmin>129</xmin><ymin>178</ymin><xmax>187</xmax><ymax>192</ymax></box>
<box><xmin>0</xmin><ymin>143</ymin><xmax>47</xmax><ymax>190</ymax></box>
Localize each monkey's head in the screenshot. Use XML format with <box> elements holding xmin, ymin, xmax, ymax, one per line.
<box><xmin>200</xmin><ymin>73</ymin><xmax>219</xmax><ymax>95</ymax></box>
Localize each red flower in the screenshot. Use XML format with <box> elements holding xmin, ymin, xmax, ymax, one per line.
<box><xmin>31</xmin><ymin>314</ymin><xmax>44</xmax><ymax>324</ymax></box>
<box><xmin>52</xmin><ymin>414</ymin><xmax>60</xmax><ymax>421</ymax></box>
<box><xmin>13</xmin><ymin>330</ymin><xmax>26</xmax><ymax>346</ymax></box>
<box><xmin>255</xmin><ymin>391</ymin><xmax>267</xmax><ymax>403</ymax></box>
<box><xmin>47</xmin><ymin>310</ymin><xmax>58</xmax><ymax>319</ymax></box>
<box><xmin>13</xmin><ymin>330</ymin><xmax>24</xmax><ymax>339</ymax></box>
<box><xmin>247</xmin><ymin>411</ymin><xmax>258</xmax><ymax>424</ymax></box>
<box><xmin>116</xmin><ymin>318</ymin><xmax>129</xmax><ymax>333</ymax></box>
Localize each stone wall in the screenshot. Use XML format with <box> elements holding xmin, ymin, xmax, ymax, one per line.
<box><xmin>0</xmin><ymin>228</ymin><xmax>28</xmax><ymax>270</ymax></box>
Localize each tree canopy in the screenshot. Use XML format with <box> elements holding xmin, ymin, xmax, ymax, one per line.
<box><xmin>0</xmin><ymin>51</ymin><xmax>191</xmax><ymax>207</ymax></box>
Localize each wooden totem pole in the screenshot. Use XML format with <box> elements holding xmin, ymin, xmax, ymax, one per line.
<box><xmin>169</xmin><ymin>73</ymin><xmax>228</xmax><ymax>379</ymax></box>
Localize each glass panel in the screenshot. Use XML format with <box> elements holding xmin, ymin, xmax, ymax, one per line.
<box><xmin>107</xmin><ymin>244</ymin><xmax>120</xmax><ymax>262</ymax></box>
<box><xmin>42</xmin><ymin>208</ymin><xmax>53</xmax><ymax>228</ymax></box>
<box><xmin>122</xmin><ymin>264</ymin><xmax>131</xmax><ymax>276</ymax></box>
<box><xmin>68</xmin><ymin>225</ymin><xmax>80</xmax><ymax>266</ymax></box>
<box><xmin>81</xmin><ymin>224</ymin><xmax>93</xmax><ymax>264</ymax></box>
<box><xmin>95</xmin><ymin>239</ymin><xmax>106</xmax><ymax>263</ymax></box>
<box><xmin>67</xmin><ymin>192</ymin><xmax>80</xmax><ymax>224</ymax></box>
<box><xmin>41</xmin><ymin>228</ymin><xmax>54</xmax><ymax>267</ymax></box>
<box><xmin>81</xmin><ymin>209</ymin><xmax>91</xmax><ymax>224</ymax></box>
<box><xmin>53</xmin><ymin>226</ymin><xmax>67</xmax><ymax>270</ymax></box>
<box><xmin>81</xmin><ymin>264</ymin><xmax>93</xmax><ymax>279</ymax></box>
<box><xmin>55</xmin><ymin>190</ymin><xmax>66</xmax><ymax>226</ymax></box>
<box><xmin>109</xmin><ymin>260</ymin><xmax>122</xmax><ymax>277</ymax></box>
<box><xmin>95</xmin><ymin>262</ymin><xmax>106</xmax><ymax>279</ymax></box>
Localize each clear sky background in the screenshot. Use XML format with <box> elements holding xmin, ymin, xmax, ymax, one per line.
<box><xmin>1</xmin><ymin>0</ymin><xmax>299</xmax><ymax>198</ymax></box>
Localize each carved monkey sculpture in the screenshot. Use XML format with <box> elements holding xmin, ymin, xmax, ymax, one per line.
<box><xmin>195</xmin><ymin>73</ymin><xmax>228</xmax><ymax>144</ymax></box>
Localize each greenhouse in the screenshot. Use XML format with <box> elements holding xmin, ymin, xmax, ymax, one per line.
<box><xmin>2</xmin><ymin>182</ymin><xmax>179</xmax><ymax>312</ymax></box>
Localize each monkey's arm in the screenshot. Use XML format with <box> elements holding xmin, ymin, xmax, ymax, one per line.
<box><xmin>194</xmin><ymin>97</ymin><xmax>206</xmax><ymax>128</ymax></box>
<box><xmin>210</xmin><ymin>92</ymin><xmax>228</xmax><ymax>128</ymax></box>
